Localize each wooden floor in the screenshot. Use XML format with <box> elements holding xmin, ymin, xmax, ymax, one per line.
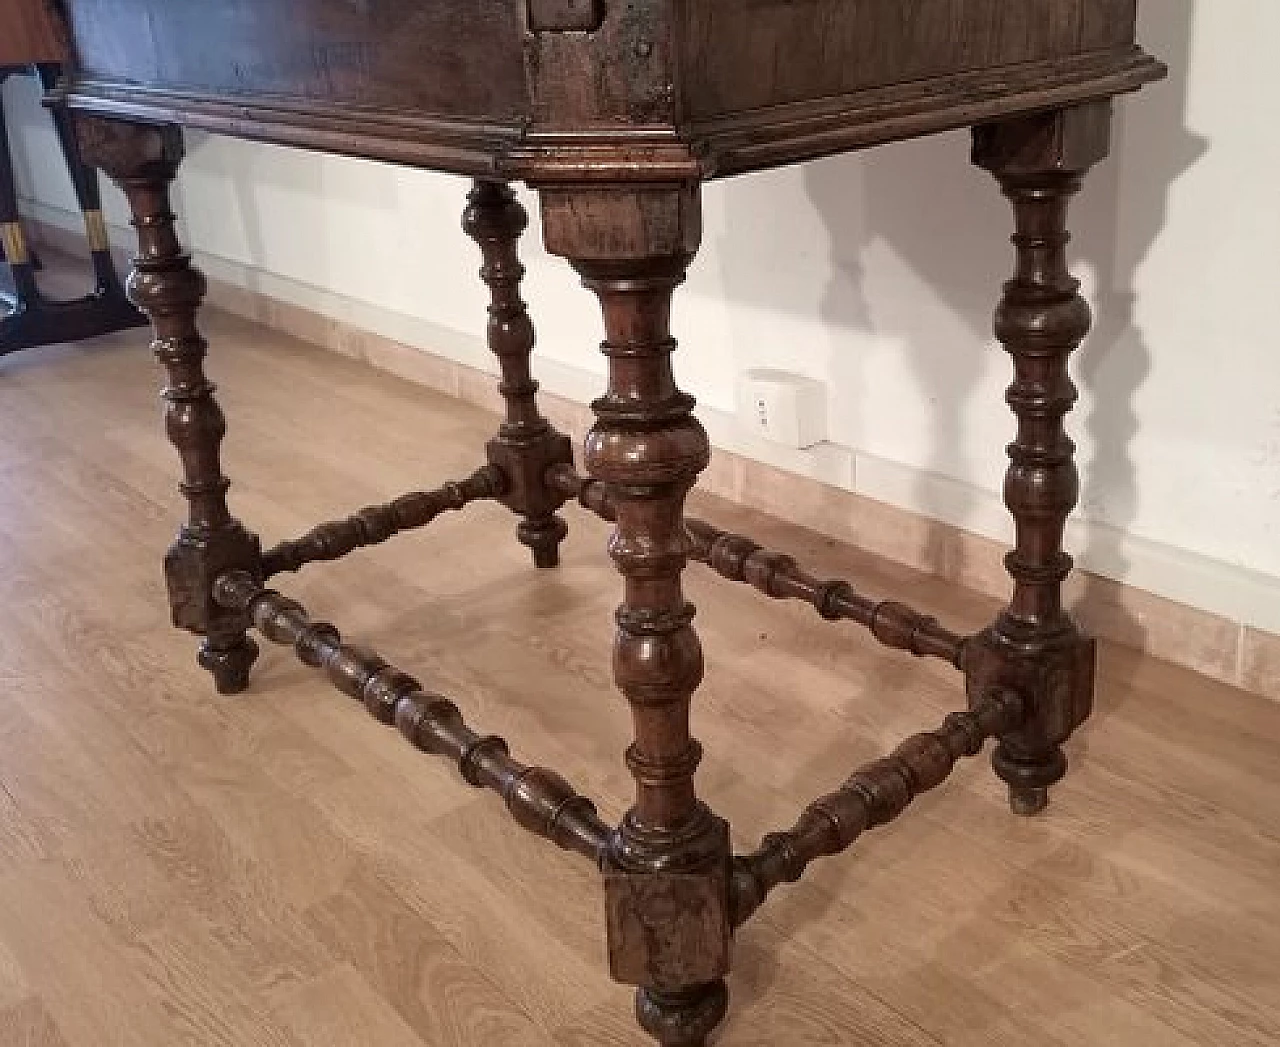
<box><xmin>1</xmin><ymin>278</ymin><xmax>1278</xmax><ymax>1046</ymax></box>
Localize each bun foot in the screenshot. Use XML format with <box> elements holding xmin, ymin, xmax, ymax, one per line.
<box><xmin>199</xmin><ymin>635</ymin><xmax>260</xmax><ymax>695</ymax></box>
<box><xmin>992</xmin><ymin>741</ymin><xmax>1066</xmax><ymax>817</ymax></box>
<box><xmin>519</xmin><ymin>514</ymin><xmax>568</xmax><ymax>570</ymax></box>
<box><xmin>636</xmin><ymin>982</ymin><xmax>728</xmax><ymax>1047</ymax></box>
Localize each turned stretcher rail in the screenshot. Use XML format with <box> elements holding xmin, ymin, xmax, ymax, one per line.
<box><xmin>261</xmin><ymin>464</ymin><xmax>506</xmax><ymax>578</ymax></box>
<box><xmin>547</xmin><ymin>464</ymin><xmax>968</xmax><ymax>668</ymax></box>
<box><xmin>728</xmin><ymin>687</ymin><xmax>1025</xmax><ymax>927</ymax></box>
<box><xmin>213</xmin><ymin>570</ymin><xmax>612</xmax><ymax>864</ymax></box>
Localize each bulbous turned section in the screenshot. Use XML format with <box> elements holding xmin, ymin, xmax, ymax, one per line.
<box><xmin>127</xmin><ymin>263</ymin><xmax>206</xmax><ymax>315</ymax></box>
<box><xmin>584</xmin><ymin>415</ymin><xmax>710</xmax><ymax>489</ymax></box>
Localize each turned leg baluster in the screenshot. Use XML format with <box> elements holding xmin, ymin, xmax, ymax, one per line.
<box><xmin>967</xmin><ymin>103</ymin><xmax>1111</xmax><ymax>815</ymax></box>
<box><xmin>542</xmin><ymin>182</ymin><xmax>730</xmax><ymax>1047</ymax></box>
<box><xmin>462</xmin><ymin>180</ymin><xmax>572</xmax><ymax>568</ymax></box>
<box><xmin>78</xmin><ymin>117</ymin><xmax>261</xmax><ymax>694</ymax></box>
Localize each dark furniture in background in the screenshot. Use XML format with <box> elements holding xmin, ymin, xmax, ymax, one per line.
<box><xmin>50</xmin><ymin>3</ymin><xmax>1163</xmax><ymax>1043</ymax></box>
<box><xmin>0</xmin><ymin>62</ymin><xmax>146</xmax><ymax>355</ymax></box>
<box><xmin>0</xmin><ymin>1</ymin><xmax>144</xmax><ymax>355</ymax></box>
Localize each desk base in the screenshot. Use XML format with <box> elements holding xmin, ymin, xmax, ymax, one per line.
<box><xmin>83</xmin><ymin>103</ymin><xmax>1110</xmax><ymax>1046</ymax></box>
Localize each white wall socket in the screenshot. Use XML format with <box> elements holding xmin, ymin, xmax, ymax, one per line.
<box><xmin>736</xmin><ymin>368</ymin><xmax>827</xmax><ymax>449</ymax></box>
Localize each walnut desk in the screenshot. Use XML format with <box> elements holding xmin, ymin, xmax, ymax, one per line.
<box><xmin>53</xmin><ymin>3</ymin><xmax>1163</xmax><ymax>1043</ymax></box>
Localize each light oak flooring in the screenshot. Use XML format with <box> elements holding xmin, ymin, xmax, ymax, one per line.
<box><xmin>0</xmin><ymin>285</ymin><xmax>1278</xmax><ymax>1045</ymax></box>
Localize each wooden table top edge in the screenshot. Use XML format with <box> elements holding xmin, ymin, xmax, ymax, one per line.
<box><xmin>56</xmin><ymin>45</ymin><xmax>1166</xmax><ymax>182</ymax></box>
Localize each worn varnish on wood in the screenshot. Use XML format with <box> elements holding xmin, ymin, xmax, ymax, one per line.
<box><xmin>52</xmin><ymin>2</ymin><xmax>1165</xmax><ymax>1044</ymax></box>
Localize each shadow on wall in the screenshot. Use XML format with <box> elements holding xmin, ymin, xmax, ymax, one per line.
<box><xmin>177</xmin><ymin>130</ymin><xmax>328</xmax><ymax>298</ymax></box>
<box><xmin>718</xmin><ymin>3</ymin><xmax>1203</xmax><ymax>716</ymax></box>
<box><xmin>178</xmin><ymin>129</ymin><xmax>407</xmax><ymax>308</ymax></box>
<box><xmin>1068</xmin><ymin>1</ymin><xmax>1205</xmax><ymax>687</ymax></box>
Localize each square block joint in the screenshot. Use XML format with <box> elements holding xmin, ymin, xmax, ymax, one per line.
<box><xmin>605</xmin><ymin>864</ymin><xmax>732</xmax><ymax>991</ymax></box>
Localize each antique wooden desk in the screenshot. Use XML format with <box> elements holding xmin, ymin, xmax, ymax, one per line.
<box><xmin>50</xmin><ymin>3</ymin><xmax>1163</xmax><ymax>1043</ymax></box>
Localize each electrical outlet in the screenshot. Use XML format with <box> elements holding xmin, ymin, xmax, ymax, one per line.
<box><xmin>737</xmin><ymin>369</ymin><xmax>826</xmax><ymax>449</ymax></box>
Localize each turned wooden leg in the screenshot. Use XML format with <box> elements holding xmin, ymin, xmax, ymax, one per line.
<box><xmin>77</xmin><ymin>116</ymin><xmax>260</xmax><ymax>694</ymax></box>
<box><xmin>541</xmin><ymin>182</ymin><xmax>730</xmax><ymax>1047</ymax></box>
<box><xmin>462</xmin><ymin>180</ymin><xmax>572</xmax><ymax>568</ymax></box>
<box><xmin>966</xmin><ymin>103</ymin><xmax>1112</xmax><ymax>815</ymax></box>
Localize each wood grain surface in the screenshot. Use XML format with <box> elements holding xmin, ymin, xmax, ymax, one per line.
<box><xmin>53</xmin><ymin>0</ymin><xmax>1163</xmax><ymax>179</ymax></box>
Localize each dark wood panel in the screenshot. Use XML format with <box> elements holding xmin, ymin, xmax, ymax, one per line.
<box><xmin>0</xmin><ymin>0</ymin><xmax>68</xmax><ymax>64</ymax></box>
<box><xmin>679</xmin><ymin>0</ymin><xmax>1138</xmax><ymax>120</ymax></box>
<box><xmin>527</xmin><ymin>0</ymin><xmax>677</xmax><ymax>129</ymax></box>
<box><xmin>63</xmin><ymin>0</ymin><xmax>530</xmax><ymax>120</ymax></box>
<box><xmin>684</xmin><ymin>47</ymin><xmax>1161</xmax><ymax>178</ymax></box>
<box><xmin>56</xmin><ymin>0</ymin><xmax>1161</xmax><ymax>179</ymax></box>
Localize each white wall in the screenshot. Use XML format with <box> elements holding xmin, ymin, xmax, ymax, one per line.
<box><xmin>6</xmin><ymin>1</ymin><xmax>1279</xmax><ymax>634</ymax></box>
